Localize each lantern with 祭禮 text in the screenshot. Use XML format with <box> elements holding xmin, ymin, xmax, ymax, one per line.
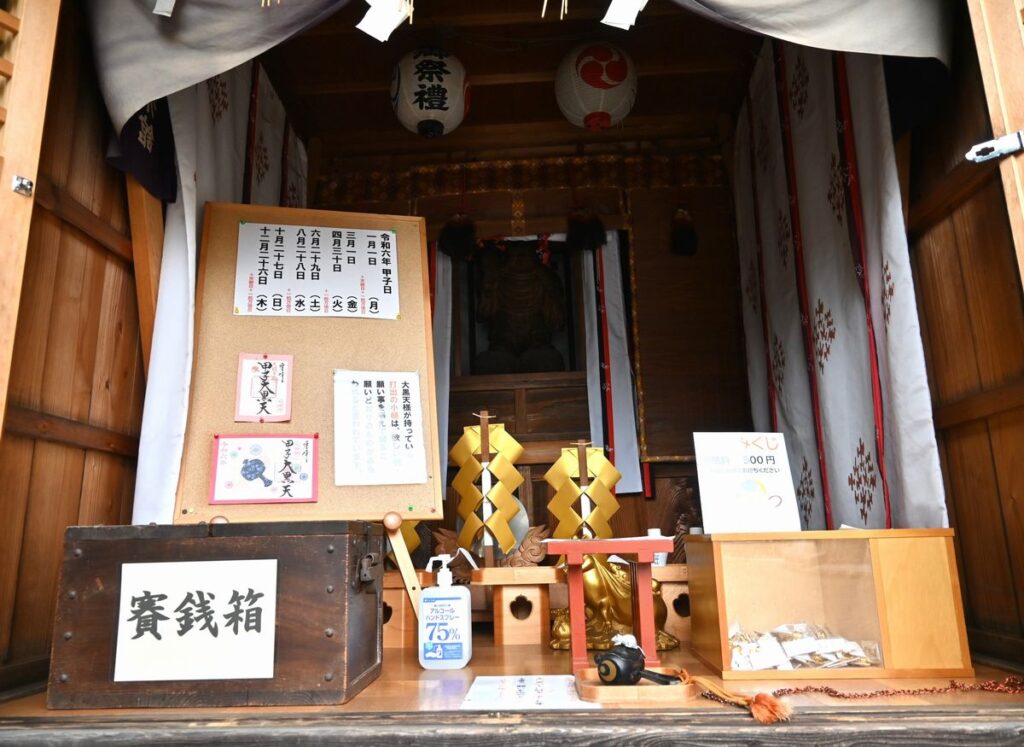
<box><xmin>555</xmin><ymin>42</ymin><xmax>637</xmax><ymax>131</ymax></box>
<box><xmin>391</xmin><ymin>49</ymin><xmax>469</xmax><ymax>138</ymax></box>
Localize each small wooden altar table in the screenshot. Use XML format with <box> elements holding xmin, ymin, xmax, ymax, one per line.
<box><xmin>545</xmin><ymin>536</ymin><xmax>674</xmax><ymax>673</ymax></box>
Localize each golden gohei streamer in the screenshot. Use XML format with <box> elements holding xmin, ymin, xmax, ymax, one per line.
<box><xmin>545</xmin><ymin>447</ymin><xmax>621</xmax><ymax>539</ymax></box>
<box><xmin>449</xmin><ymin>424</ymin><xmax>524</xmax><ymax>553</ymax></box>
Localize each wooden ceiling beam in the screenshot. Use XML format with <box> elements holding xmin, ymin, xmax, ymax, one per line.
<box><xmin>318</xmin><ymin>114</ymin><xmax>718</xmax><ymax>157</ymax></box>
<box><xmin>293</xmin><ymin>60</ymin><xmax>740</xmax><ymax>97</ymax></box>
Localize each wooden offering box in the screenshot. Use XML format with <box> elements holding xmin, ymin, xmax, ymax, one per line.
<box><xmin>686</xmin><ymin>529</ymin><xmax>972</xmax><ymax>680</ymax></box>
<box><xmin>48</xmin><ymin>522</ymin><xmax>384</xmax><ymax>708</ymax></box>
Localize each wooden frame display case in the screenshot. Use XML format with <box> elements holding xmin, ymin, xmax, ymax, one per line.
<box><xmin>686</xmin><ymin>529</ymin><xmax>973</xmax><ymax>680</ymax></box>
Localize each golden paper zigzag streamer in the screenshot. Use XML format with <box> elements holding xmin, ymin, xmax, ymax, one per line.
<box><xmin>449</xmin><ymin>424</ymin><xmax>524</xmax><ymax>554</ymax></box>
<box><xmin>386</xmin><ymin>518</ymin><xmax>421</xmax><ymax>563</ymax></box>
<box><xmin>544</xmin><ymin>447</ymin><xmax>622</xmax><ymax>539</ymax></box>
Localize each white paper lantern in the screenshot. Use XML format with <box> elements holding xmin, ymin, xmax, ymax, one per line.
<box><xmin>555</xmin><ymin>42</ymin><xmax>637</xmax><ymax>131</ymax></box>
<box><xmin>390</xmin><ymin>49</ymin><xmax>469</xmax><ymax>138</ymax></box>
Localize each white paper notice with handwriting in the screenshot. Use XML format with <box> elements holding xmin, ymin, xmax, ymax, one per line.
<box><xmin>693</xmin><ymin>432</ymin><xmax>801</xmax><ymax>533</ymax></box>
<box><xmin>460</xmin><ymin>675</ymin><xmax>600</xmax><ymax>710</ymax></box>
<box><xmin>113</xmin><ymin>559</ymin><xmax>277</xmax><ymax>682</ymax></box>
<box><xmin>333</xmin><ymin>369</ymin><xmax>428</xmax><ymax>486</ymax></box>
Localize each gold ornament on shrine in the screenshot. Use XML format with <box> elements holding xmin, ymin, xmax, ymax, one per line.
<box><xmin>545</xmin><ymin>440</ymin><xmax>621</xmax><ymax>539</ymax></box>
<box><xmin>449</xmin><ymin>411</ymin><xmax>524</xmax><ymax>554</ymax></box>
<box><xmin>387</xmin><ymin>518</ymin><xmax>421</xmax><ymax>561</ymax></box>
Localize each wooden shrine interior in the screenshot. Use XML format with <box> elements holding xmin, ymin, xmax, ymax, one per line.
<box><xmin>3</xmin><ymin>0</ymin><xmax>1024</xmax><ymax>698</ymax></box>
<box><xmin>261</xmin><ymin>0</ymin><xmax>759</xmax><ymax>543</ymax></box>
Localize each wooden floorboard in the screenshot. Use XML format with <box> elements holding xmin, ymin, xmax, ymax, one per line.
<box><xmin>1</xmin><ymin>641</ymin><xmax>1024</xmax><ymax>743</ymax></box>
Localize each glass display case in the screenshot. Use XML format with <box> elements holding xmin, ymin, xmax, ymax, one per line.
<box><xmin>686</xmin><ymin>529</ymin><xmax>973</xmax><ymax>679</ymax></box>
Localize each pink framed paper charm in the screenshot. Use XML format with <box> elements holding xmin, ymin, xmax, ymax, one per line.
<box><xmin>209</xmin><ymin>433</ymin><xmax>318</xmax><ymax>505</ymax></box>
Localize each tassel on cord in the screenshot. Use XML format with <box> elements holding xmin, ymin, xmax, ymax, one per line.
<box><xmin>565</xmin><ymin>207</ymin><xmax>606</xmax><ymax>253</ymax></box>
<box><xmin>438</xmin><ymin>165</ymin><xmax>477</xmax><ymax>261</ymax></box>
<box><xmin>437</xmin><ymin>213</ymin><xmax>477</xmax><ymax>261</ymax></box>
<box><xmin>677</xmin><ymin>669</ymin><xmax>793</xmax><ymax>725</ymax></box>
<box><xmin>670</xmin><ymin>205</ymin><xmax>698</xmax><ymax>256</ymax></box>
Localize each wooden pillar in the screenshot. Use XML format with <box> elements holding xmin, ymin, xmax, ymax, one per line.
<box><xmin>0</xmin><ymin>0</ymin><xmax>63</xmax><ymax>435</ymax></box>
<box><xmin>125</xmin><ymin>174</ymin><xmax>164</xmax><ymax>373</ymax></box>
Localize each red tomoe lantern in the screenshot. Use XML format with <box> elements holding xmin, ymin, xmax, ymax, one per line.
<box><xmin>555</xmin><ymin>42</ymin><xmax>637</xmax><ymax>131</ymax></box>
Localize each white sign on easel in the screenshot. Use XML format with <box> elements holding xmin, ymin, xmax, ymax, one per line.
<box><xmin>693</xmin><ymin>432</ymin><xmax>801</xmax><ymax>533</ymax></box>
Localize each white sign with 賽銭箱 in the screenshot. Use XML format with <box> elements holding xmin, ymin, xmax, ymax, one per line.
<box><xmin>693</xmin><ymin>432</ymin><xmax>801</xmax><ymax>533</ymax></box>
<box><xmin>113</xmin><ymin>559</ymin><xmax>277</xmax><ymax>682</ymax></box>
<box><xmin>233</xmin><ymin>221</ymin><xmax>399</xmax><ymax>318</ymax></box>
<box><xmin>333</xmin><ymin>369</ymin><xmax>427</xmax><ymax>486</ymax></box>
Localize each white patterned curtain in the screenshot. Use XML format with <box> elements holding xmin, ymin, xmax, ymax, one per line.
<box><xmin>733</xmin><ymin>40</ymin><xmax>946</xmax><ymax>529</ymax></box>
<box><xmin>86</xmin><ymin>1</ymin><xmax>349</xmax><ymax>133</ymax></box>
<box><xmin>133</xmin><ymin>62</ymin><xmax>308</xmax><ymax>524</ymax></box>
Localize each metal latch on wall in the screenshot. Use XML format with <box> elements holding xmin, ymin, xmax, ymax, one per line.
<box><xmin>357</xmin><ymin>552</ymin><xmax>383</xmax><ymax>586</ymax></box>
<box><xmin>11</xmin><ymin>175</ymin><xmax>33</xmax><ymax>197</ymax></box>
<box><xmin>966</xmin><ymin>131</ymin><xmax>1024</xmax><ymax>163</ymax></box>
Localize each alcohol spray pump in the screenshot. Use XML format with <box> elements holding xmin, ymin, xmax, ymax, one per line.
<box><xmin>418</xmin><ymin>547</ymin><xmax>478</xmax><ymax>669</ymax></box>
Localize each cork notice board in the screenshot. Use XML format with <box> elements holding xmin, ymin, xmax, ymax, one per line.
<box><xmin>174</xmin><ymin>203</ymin><xmax>442</xmax><ymax>523</ymax></box>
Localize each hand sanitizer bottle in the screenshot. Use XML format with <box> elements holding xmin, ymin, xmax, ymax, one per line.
<box><xmin>419</xmin><ymin>548</ymin><xmax>477</xmax><ymax>670</ymax></box>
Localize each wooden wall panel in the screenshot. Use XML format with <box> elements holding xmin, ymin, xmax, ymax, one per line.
<box><xmin>523</xmin><ymin>386</ymin><xmax>589</xmax><ymax>437</ymax></box>
<box><xmin>630</xmin><ymin>186</ymin><xmax>751</xmax><ymax>459</ymax></box>
<box><xmin>950</xmin><ymin>182</ymin><xmax>1024</xmax><ymax>389</ymax></box>
<box><xmin>78</xmin><ymin>453</ymin><xmax>135</xmax><ymax>526</ymax></box>
<box><xmin>940</xmin><ymin>421</ymin><xmax>1020</xmax><ymax>636</ymax></box>
<box><xmin>8</xmin><ymin>441</ymin><xmax>86</xmax><ymax>657</ymax></box>
<box><xmin>0</xmin><ymin>435</ymin><xmax>34</xmax><ymax>661</ymax></box>
<box><xmin>0</xmin><ymin>0</ymin><xmax>63</xmax><ymax>436</ymax></box>
<box><xmin>448</xmin><ymin>389</ymin><xmax>518</xmax><ymax>440</ymax></box>
<box><xmin>912</xmin><ymin>219</ymin><xmax>980</xmax><ymax>402</ymax></box>
<box><xmin>909</xmin><ymin>19</ymin><xmax>1024</xmax><ymax>664</ymax></box>
<box><xmin>8</xmin><ymin>211</ymin><xmax>61</xmax><ymax>409</ymax></box>
<box><xmin>986</xmin><ymin>409</ymin><xmax>1024</xmax><ymax>625</ymax></box>
<box><xmin>89</xmin><ymin>261</ymin><xmax>145</xmax><ymax>434</ymax></box>
<box><xmin>0</xmin><ymin>3</ymin><xmax>144</xmax><ymax>684</ymax></box>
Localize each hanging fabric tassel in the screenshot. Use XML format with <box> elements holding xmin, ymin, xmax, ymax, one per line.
<box><xmin>677</xmin><ymin>669</ymin><xmax>793</xmax><ymax>724</ymax></box>
<box><xmin>438</xmin><ymin>165</ymin><xmax>476</xmax><ymax>261</ymax></box>
<box><xmin>566</xmin><ymin>206</ymin><xmax>606</xmax><ymax>253</ymax></box>
<box><xmin>670</xmin><ymin>205</ymin><xmax>698</xmax><ymax>256</ymax></box>
<box><xmin>565</xmin><ymin>157</ymin><xmax>604</xmax><ymax>252</ymax></box>
<box><xmin>437</xmin><ymin>213</ymin><xmax>477</xmax><ymax>261</ymax></box>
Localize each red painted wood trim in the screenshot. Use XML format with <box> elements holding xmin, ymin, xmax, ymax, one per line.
<box><xmin>595</xmin><ymin>247</ymin><xmax>618</xmax><ymax>478</ymax></box>
<box><xmin>772</xmin><ymin>40</ymin><xmax>834</xmax><ymax>528</ymax></box>
<box><xmin>833</xmin><ymin>52</ymin><xmax>892</xmax><ymax>527</ymax></box>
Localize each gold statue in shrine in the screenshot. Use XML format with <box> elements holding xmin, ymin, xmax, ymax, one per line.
<box><xmin>545</xmin><ymin>441</ymin><xmax>679</xmax><ymax>651</ymax></box>
<box><xmin>549</xmin><ymin>553</ymin><xmax>679</xmax><ymax>651</ymax></box>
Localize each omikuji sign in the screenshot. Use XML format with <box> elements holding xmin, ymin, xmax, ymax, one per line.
<box><xmin>693</xmin><ymin>432</ymin><xmax>802</xmax><ymax>533</ymax></box>
<box><xmin>113</xmin><ymin>559</ymin><xmax>278</xmax><ymax>682</ymax></box>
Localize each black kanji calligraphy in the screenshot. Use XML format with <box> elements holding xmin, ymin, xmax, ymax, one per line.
<box><xmin>414</xmin><ymin>58</ymin><xmax>450</xmax><ymax>83</ymax></box>
<box><xmin>224</xmin><ymin>588</ymin><xmax>266</xmax><ymax>634</ymax></box>
<box><xmin>413</xmin><ymin>84</ymin><xmax>449</xmax><ymax>111</ymax></box>
<box><xmin>127</xmin><ymin>591</ymin><xmax>169</xmax><ymax>640</ymax></box>
<box><xmin>175</xmin><ymin>590</ymin><xmax>219</xmax><ymax>637</ymax></box>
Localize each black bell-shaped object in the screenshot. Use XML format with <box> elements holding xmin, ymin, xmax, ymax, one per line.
<box><xmin>594</xmin><ymin>636</ymin><xmax>679</xmax><ymax>686</ymax></box>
